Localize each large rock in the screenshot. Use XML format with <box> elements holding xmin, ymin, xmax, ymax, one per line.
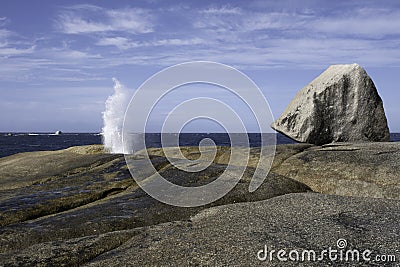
<box><xmin>272</xmin><ymin>63</ymin><xmax>390</xmax><ymax>145</ymax></box>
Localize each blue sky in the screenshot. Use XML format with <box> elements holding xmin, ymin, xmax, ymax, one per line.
<box><xmin>1</xmin><ymin>0</ymin><xmax>400</xmax><ymax>132</ymax></box>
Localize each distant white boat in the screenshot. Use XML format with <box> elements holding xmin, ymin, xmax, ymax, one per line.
<box><xmin>54</xmin><ymin>131</ymin><xmax>62</xmax><ymax>135</ymax></box>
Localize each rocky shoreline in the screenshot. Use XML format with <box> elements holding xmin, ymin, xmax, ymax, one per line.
<box><xmin>0</xmin><ymin>143</ymin><xmax>399</xmax><ymax>266</ymax></box>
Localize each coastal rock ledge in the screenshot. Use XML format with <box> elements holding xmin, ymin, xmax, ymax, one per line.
<box><xmin>272</xmin><ymin>63</ymin><xmax>390</xmax><ymax>145</ymax></box>
<box><xmin>0</xmin><ymin>144</ymin><xmax>400</xmax><ymax>266</ymax></box>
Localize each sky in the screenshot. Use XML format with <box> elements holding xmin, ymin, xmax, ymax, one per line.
<box><xmin>1</xmin><ymin>0</ymin><xmax>400</xmax><ymax>132</ymax></box>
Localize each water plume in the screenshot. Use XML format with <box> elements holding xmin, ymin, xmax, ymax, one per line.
<box><xmin>102</xmin><ymin>78</ymin><xmax>130</xmax><ymax>153</ymax></box>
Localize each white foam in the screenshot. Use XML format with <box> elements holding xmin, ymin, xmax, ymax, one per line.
<box><xmin>101</xmin><ymin>78</ymin><xmax>131</xmax><ymax>154</ymax></box>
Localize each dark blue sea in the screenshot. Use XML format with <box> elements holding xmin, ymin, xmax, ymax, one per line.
<box><xmin>0</xmin><ymin>132</ymin><xmax>399</xmax><ymax>158</ymax></box>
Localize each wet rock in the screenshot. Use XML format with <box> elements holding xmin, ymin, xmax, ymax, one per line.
<box><xmin>0</xmin><ymin>145</ymin><xmax>310</xmax><ymax>264</ymax></box>
<box><xmin>0</xmin><ymin>147</ymin><xmax>131</xmax><ymax>227</ymax></box>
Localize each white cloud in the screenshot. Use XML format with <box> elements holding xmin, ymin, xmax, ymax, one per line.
<box><xmin>2</xmin><ymin>2</ymin><xmax>400</xmax><ymax>85</ymax></box>
<box><xmin>45</xmin><ymin>75</ymin><xmax>106</xmax><ymax>82</ymax></box>
<box><xmin>89</xmin><ymin>34</ymin><xmax>400</xmax><ymax>70</ymax></box>
<box><xmin>194</xmin><ymin>7</ymin><xmax>400</xmax><ymax>41</ymax></box>
<box><xmin>65</xmin><ymin>4</ymin><xmax>103</xmax><ymax>12</ymax></box>
<box><xmin>0</xmin><ymin>45</ymin><xmax>104</xmax><ymax>82</ymax></box>
<box><xmin>0</xmin><ymin>17</ymin><xmax>6</xmax><ymax>26</ymax></box>
<box><xmin>45</xmin><ymin>47</ymin><xmax>102</xmax><ymax>60</ymax></box>
<box><xmin>58</xmin><ymin>15</ymin><xmax>112</xmax><ymax>34</ymax></box>
<box><xmin>96</xmin><ymin>37</ymin><xmax>140</xmax><ymax>50</ymax></box>
<box><xmin>61</xmin><ymin>50</ymin><xmax>101</xmax><ymax>59</ymax></box>
<box><xmin>0</xmin><ymin>29</ymin><xmax>10</xmax><ymax>39</ymax></box>
<box><xmin>153</xmin><ymin>38</ymin><xmax>206</xmax><ymax>46</ymax></box>
<box><xmin>309</xmin><ymin>8</ymin><xmax>400</xmax><ymax>38</ymax></box>
<box><xmin>201</xmin><ymin>6</ymin><xmax>242</xmax><ymax>15</ymax></box>
<box><xmin>242</xmin><ymin>12</ymin><xmax>311</xmax><ymax>31</ymax></box>
<box><xmin>96</xmin><ymin>36</ymin><xmax>207</xmax><ymax>50</ymax></box>
<box><xmin>0</xmin><ymin>45</ymin><xmax>35</xmax><ymax>56</ymax></box>
<box><xmin>194</xmin><ymin>9</ymin><xmax>312</xmax><ymax>35</ymax></box>
<box><xmin>107</xmin><ymin>8</ymin><xmax>153</xmax><ymax>33</ymax></box>
<box><xmin>57</xmin><ymin>6</ymin><xmax>154</xmax><ymax>34</ymax></box>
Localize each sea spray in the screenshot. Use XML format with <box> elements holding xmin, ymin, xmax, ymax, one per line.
<box><xmin>102</xmin><ymin>78</ymin><xmax>130</xmax><ymax>153</ymax></box>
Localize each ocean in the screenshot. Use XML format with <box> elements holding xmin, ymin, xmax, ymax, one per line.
<box><xmin>0</xmin><ymin>132</ymin><xmax>399</xmax><ymax>158</ymax></box>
